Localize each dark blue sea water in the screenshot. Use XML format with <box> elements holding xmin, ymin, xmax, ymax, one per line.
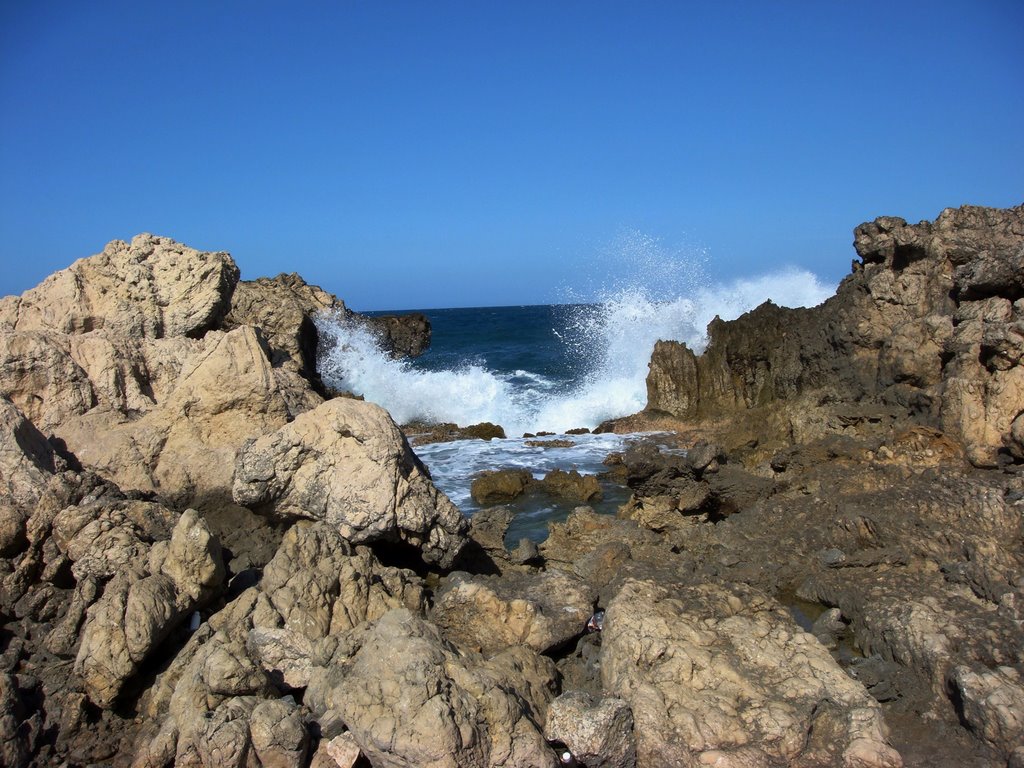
<box><xmin>317</xmin><ymin>275</ymin><xmax>835</xmax><ymax>539</ymax></box>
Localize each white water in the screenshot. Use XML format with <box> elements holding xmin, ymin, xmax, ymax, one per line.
<box><xmin>316</xmin><ymin>265</ymin><xmax>834</xmax><ymax>437</ymax></box>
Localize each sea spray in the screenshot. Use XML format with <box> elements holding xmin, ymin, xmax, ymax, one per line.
<box><xmin>315</xmin><ymin>268</ymin><xmax>834</xmax><ymax>436</ymax></box>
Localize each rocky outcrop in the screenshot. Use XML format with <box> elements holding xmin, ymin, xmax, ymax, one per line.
<box><xmin>233</xmin><ymin>397</ymin><xmax>467</xmax><ymax>567</ymax></box>
<box><xmin>601</xmin><ymin>579</ymin><xmax>902</xmax><ymax>767</ymax></box>
<box><xmin>305</xmin><ymin>609</ymin><xmax>559</xmax><ymax>768</ymax></box>
<box><xmin>0</xmin><ymin>234</ymin><xmax>475</xmax><ymax>766</ymax></box>
<box><xmin>644</xmin><ymin>205</ymin><xmax>1024</xmax><ymax>466</ymax></box>
<box><xmin>0</xmin><ymin>234</ymin><xmax>238</xmax><ymax>339</ymax></box>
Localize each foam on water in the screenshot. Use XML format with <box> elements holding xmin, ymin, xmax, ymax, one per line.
<box><xmin>315</xmin><ymin>246</ymin><xmax>834</xmax><ymax>436</ymax></box>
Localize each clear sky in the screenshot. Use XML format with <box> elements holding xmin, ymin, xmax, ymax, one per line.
<box><xmin>1</xmin><ymin>1</ymin><xmax>1021</xmax><ymax>310</ymax></box>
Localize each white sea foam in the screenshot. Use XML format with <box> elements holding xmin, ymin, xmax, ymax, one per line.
<box><xmin>315</xmin><ymin>264</ymin><xmax>834</xmax><ymax>436</ymax></box>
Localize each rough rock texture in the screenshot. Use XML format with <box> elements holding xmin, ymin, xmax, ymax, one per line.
<box><xmin>431</xmin><ymin>569</ymin><xmax>595</xmax><ymax>654</ymax></box>
<box><xmin>643</xmin><ymin>205</ymin><xmax>1024</xmax><ymax>466</ymax></box>
<box><xmin>233</xmin><ymin>397</ymin><xmax>467</xmax><ymax>567</ymax></box>
<box><xmin>0</xmin><ymin>234</ymin><xmax>239</xmax><ymax>339</ymax></box>
<box><xmin>471</xmin><ymin>469</ymin><xmax>534</xmax><ymax>505</ymax></box>
<box><xmin>364</xmin><ymin>311</ymin><xmax>432</xmax><ymax>359</ymax></box>
<box><xmin>305</xmin><ymin>609</ymin><xmax>559</xmax><ymax>768</ymax></box>
<box><xmin>134</xmin><ymin>521</ymin><xmax>425</xmax><ymax>766</ymax></box>
<box><xmin>72</xmin><ymin>507</ymin><xmax>224</xmax><ymax>707</ymax></box>
<box><xmin>224</xmin><ymin>273</ymin><xmax>346</xmax><ymax>374</ymax></box>
<box><xmin>544</xmin><ymin>691</ymin><xmax>636</xmax><ymax>768</ymax></box>
<box><xmin>55</xmin><ymin>326</ymin><xmax>292</xmax><ymax>506</ymax></box>
<box><xmin>601</xmin><ymin>579</ymin><xmax>903</xmax><ymax>768</ymax></box>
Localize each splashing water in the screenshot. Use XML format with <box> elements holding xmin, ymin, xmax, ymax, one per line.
<box><xmin>315</xmin><ymin>240</ymin><xmax>834</xmax><ymax>436</ymax></box>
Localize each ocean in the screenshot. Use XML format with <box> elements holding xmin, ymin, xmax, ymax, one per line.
<box><xmin>315</xmin><ymin>270</ymin><xmax>835</xmax><ymax>540</ymax></box>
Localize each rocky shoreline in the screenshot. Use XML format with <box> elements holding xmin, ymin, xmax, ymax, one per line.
<box><xmin>1</xmin><ymin>206</ymin><xmax>1022</xmax><ymax>767</ymax></box>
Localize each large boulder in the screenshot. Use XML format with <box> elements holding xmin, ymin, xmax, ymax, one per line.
<box><xmin>305</xmin><ymin>609</ymin><xmax>559</xmax><ymax>768</ymax></box>
<box><xmin>233</xmin><ymin>397</ymin><xmax>467</xmax><ymax>567</ymax></box>
<box><xmin>600</xmin><ymin>579</ymin><xmax>902</xmax><ymax>767</ymax></box>
<box><xmin>68</xmin><ymin>507</ymin><xmax>225</xmax><ymax>707</ymax></box>
<box><xmin>54</xmin><ymin>326</ymin><xmax>291</xmax><ymax>506</ymax></box>
<box><xmin>0</xmin><ymin>233</ymin><xmax>238</xmax><ymax>339</ymax></box>
<box><xmin>431</xmin><ymin>569</ymin><xmax>595</xmax><ymax>654</ymax></box>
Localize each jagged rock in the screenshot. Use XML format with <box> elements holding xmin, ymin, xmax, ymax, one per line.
<box><xmin>233</xmin><ymin>397</ymin><xmax>467</xmax><ymax>567</ymax></box>
<box><xmin>224</xmin><ymin>273</ymin><xmax>345</xmax><ymax>372</ymax></box>
<box><xmin>257</xmin><ymin>522</ymin><xmax>425</xmax><ymax>641</ymax></box>
<box><xmin>72</xmin><ymin>508</ymin><xmax>224</xmax><ymax>707</ymax></box>
<box><xmin>544</xmin><ymin>691</ymin><xmax>636</xmax><ymax>768</ymax></box>
<box><xmin>56</xmin><ymin>326</ymin><xmax>291</xmax><ymax>506</ymax></box>
<box><xmin>0</xmin><ymin>330</ymin><xmax>97</xmax><ymax>432</ymax></box>
<box><xmin>0</xmin><ymin>234</ymin><xmax>239</xmax><ymax>339</ymax></box>
<box><xmin>0</xmin><ymin>672</ymin><xmax>32</xmax><ymax>768</ymax></box>
<box><xmin>364</xmin><ymin>312</ymin><xmax>433</xmax><ymax>358</ymax></box>
<box><xmin>431</xmin><ymin>569</ymin><xmax>595</xmax><ymax>654</ymax></box>
<box><xmin>310</xmin><ymin>732</ymin><xmax>363</xmax><ymax>768</ymax></box>
<box><xmin>601</xmin><ymin>579</ymin><xmax>903</xmax><ymax>767</ymax></box>
<box><xmin>644</xmin><ymin>204</ymin><xmax>1024</xmax><ymax>466</ymax></box>
<box><xmin>471</xmin><ymin>469</ymin><xmax>533</xmax><ymax>505</ymax></box>
<box><xmin>0</xmin><ymin>398</ymin><xmax>57</xmax><ymax>554</ymax></box>
<box><xmin>305</xmin><ymin>609</ymin><xmax>558</xmax><ymax>768</ymax></box>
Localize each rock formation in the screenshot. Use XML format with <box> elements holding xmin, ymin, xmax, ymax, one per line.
<box><xmin>643</xmin><ymin>204</ymin><xmax>1024</xmax><ymax>466</ymax></box>
<box><xmin>2</xmin><ymin>209</ymin><xmax>1022</xmax><ymax>767</ymax></box>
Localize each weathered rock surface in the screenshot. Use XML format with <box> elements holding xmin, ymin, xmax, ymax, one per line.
<box><xmin>544</xmin><ymin>690</ymin><xmax>636</xmax><ymax>768</ymax></box>
<box><xmin>233</xmin><ymin>397</ymin><xmax>467</xmax><ymax>567</ymax></box>
<box><xmin>305</xmin><ymin>608</ymin><xmax>559</xmax><ymax>768</ymax></box>
<box><xmin>601</xmin><ymin>579</ymin><xmax>903</xmax><ymax>767</ymax></box>
<box><xmin>471</xmin><ymin>469</ymin><xmax>534</xmax><ymax>505</ymax></box>
<box><xmin>643</xmin><ymin>204</ymin><xmax>1024</xmax><ymax>466</ymax></box>
<box><xmin>431</xmin><ymin>569</ymin><xmax>595</xmax><ymax>654</ymax></box>
<box><xmin>0</xmin><ymin>234</ymin><xmax>239</xmax><ymax>339</ymax></box>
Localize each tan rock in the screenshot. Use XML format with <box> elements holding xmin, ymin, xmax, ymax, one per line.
<box><xmin>948</xmin><ymin>665</ymin><xmax>1024</xmax><ymax>760</ymax></box>
<box><xmin>471</xmin><ymin>469</ymin><xmax>533</xmax><ymax>505</ymax></box>
<box><xmin>58</xmin><ymin>326</ymin><xmax>291</xmax><ymax>506</ymax></box>
<box><xmin>0</xmin><ymin>330</ymin><xmax>95</xmax><ymax>432</ymax></box>
<box><xmin>0</xmin><ymin>233</ymin><xmax>238</xmax><ymax>339</ymax></box>
<box><xmin>72</xmin><ymin>509</ymin><xmax>224</xmax><ymax>707</ymax></box>
<box><xmin>0</xmin><ymin>398</ymin><xmax>57</xmax><ymax>554</ymax></box>
<box><xmin>544</xmin><ymin>691</ymin><xmax>636</xmax><ymax>768</ymax></box>
<box><xmin>601</xmin><ymin>579</ymin><xmax>902</xmax><ymax>767</ymax></box>
<box><xmin>431</xmin><ymin>569</ymin><xmax>594</xmax><ymax>654</ymax></box>
<box><xmin>305</xmin><ymin>608</ymin><xmax>558</xmax><ymax>768</ymax></box>
<box><xmin>233</xmin><ymin>397</ymin><xmax>467</xmax><ymax>567</ymax></box>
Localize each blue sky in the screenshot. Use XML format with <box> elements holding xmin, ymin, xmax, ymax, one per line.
<box><xmin>1</xmin><ymin>1</ymin><xmax>1021</xmax><ymax>310</ymax></box>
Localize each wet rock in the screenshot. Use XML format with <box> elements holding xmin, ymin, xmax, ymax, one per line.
<box><xmin>233</xmin><ymin>397</ymin><xmax>467</xmax><ymax>568</ymax></box>
<box><xmin>543</xmin><ymin>690</ymin><xmax>636</xmax><ymax>768</ymax></box>
<box><xmin>601</xmin><ymin>579</ymin><xmax>902</xmax><ymax>767</ymax></box>
<box><xmin>431</xmin><ymin>569</ymin><xmax>595</xmax><ymax>654</ymax></box>
<box><xmin>540</xmin><ymin>469</ymin><xmax>602</xmax><ymax>503</ymax></box>
<box><xmin>471</xmin><ymin>469</ymin><xmax>534</xmax><ymax>505</ymax></box>
<box><xmin>362</xmin><ymin>311</ymin><xmax>432</xmax><ymax>359</ymax></box>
